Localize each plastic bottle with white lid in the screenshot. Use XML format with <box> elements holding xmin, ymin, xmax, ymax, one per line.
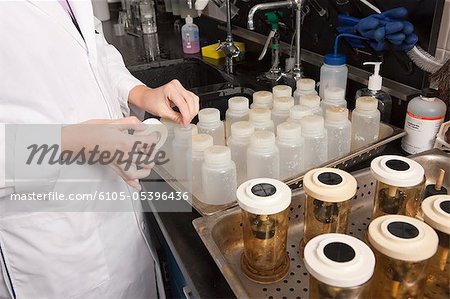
<box><xmin>249</xmin><ymin>108</ymin><xmax>275</xmax><ymax>132</ymax></box>
<box><xmin>276</xmin><ymin>122</ymin><xmax>304</xmax><ymax>180</ymax></box>
<box><xmin>271</xmin><ymin>96</ymin><xmax>294</xmax><ymax>131</ymax></box>
<box><xmin>319</xmin><ymin>53</ymin><xmax>348</xmax><ymax>100</ymax></box>
<box><xmin>321</xmin><ymin>87</ymin><xmax>347</xmax><ymax>115</ymax></box>
<box><xmin>355</xmin><ymin>62</ymin><xmax>392</xmax><ymax>122</ymax></box>
<box><xmin>301</xmin><ymin>115</ymin><xmax>328</xmax><ymax>170</ymax></box>
<box><xmin>181</xmin><ymin>15</ymin><xmax>200</xmax><ymax>54</ymax></box>
<box><xmin>227</xmin><ymin>121</ymin><xmax>254</xmax><ymax>185</ymax></box>
<box><xmin>287</xmin><ymin>105</ymin><xmax>313</xmax><ymax>124</ymax></box>
<box><xmin>225</xmin><ymin>96</ymin><xmax>249</xmax><ymax>139</ymax></box>
<box><xmin>294</xmin><ymin>78</ymin><xmax>317</xmax><ymax>105</ymax></box>
<box><xmin>325</xmin><ymin>107</ymin><xmax>351</xmax><ymax>160</ymax></box>
<box><xmin>272</xmin><ymin>85</ymin><xmax>292</xmax><ymax>99</ymax></box>
<box><xmin>251</xmin><ymin>91</ymin><xmax>273</xmax><ymax>109</ymax></box>
<box><xmin>247</xmin><ymin>131</ymin><xmax>280</xmax><ymax>179</ymax></box>
<box><xmin>160</xmin><ymin>118</ymin><xmax>177</xmax><ymax>174</ymax></box>
<box><xmin>201</xmin><ymin>145</ymin><xmax>237</xmax><ymax>205</ymax></box>
<box><xmin>300</xmin><ymin>94</ymin><xmax>322</xmax><ymax>116</ymax></box>
<box><xmin>188</xmin><ymin>134</ymin><xmax>213</xmax><ymax>199</ymax></box>
<box><xmin>173</xmin><ymin>124</ymin><xmax>198</xmax><ymax>183</ymax></box>
<box><xmin>197</xmin><ymin>108</ymin><xmax>225</xmax><ymax>145</ymax></box>
<box><xmin>351</xmin><ymin>96</ymin><xmax>380</xmax><ymax>150</ymax></box>
<box><xmin>401</xmin><ymin>88</ymin><xmax>446</xmax><ymax>154</ymax></box>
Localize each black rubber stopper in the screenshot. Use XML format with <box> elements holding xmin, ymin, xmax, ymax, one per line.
<box><xmin>385</xmin><ymin>159</ymin><xmax>410</xmax><ymax>171</ymax></box>
<box><xmin>251</xmin><ymin>183</ymin><xmax>277</xmax><ymax>197</ymax></box>
<box><xmin>387</xmin><ymin>221</ymin><xmax>419</xmax><ymax>239</ymax></box>
<box><xmin>318</xmin><ymin>172</ymin><xmax>343</xmax><ymax>185</ymax></box>
<box><xmin>421</xmin><ymin>88</ymin><xmax>438</xmax><ymax>98</ymax></box>
<box><xmin>440</xmin><ymin>200</ymin><xmax>450</xmax><ymax>214</ymax></box>
<box><xmin>323</xmin><ymin>242</ymin><xmax>355</xmax><ymax>263</ymax></box>
<box><xmin>424</xmin><ymin>185</ymin><xmax>448</xmax><ymax>198</ymax></box>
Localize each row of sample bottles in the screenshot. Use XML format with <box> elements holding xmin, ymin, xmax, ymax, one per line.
<box><xmin>236</xmin><ymin>162</ymin><xmax>449</xmax><ymax>299</ymax></box>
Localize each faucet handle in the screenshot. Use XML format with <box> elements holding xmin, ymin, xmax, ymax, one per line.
<box><xmin>216</xmin><ymin>40</ymin><xmax>223</xmax><ymax>51</ymax></box>
<box><xmin>258</xmin><ymin>30</ymin><xmax>276</xmax><ymax>61</ymax></box>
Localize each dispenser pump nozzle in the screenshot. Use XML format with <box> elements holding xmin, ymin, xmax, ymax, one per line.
<box><xmin>364</xmin><ymin>62</ymin><xmax>382</xmax><ymax>91</ymax></box>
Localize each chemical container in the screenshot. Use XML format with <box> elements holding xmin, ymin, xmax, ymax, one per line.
<box><xmin>249</xmin><ymin>108</ymin><xmax>274</xmax><ymax>132</ymax></box>
<box><xmin>276</xmin><ymin>122</ymin><xmax>303</xmax><ymax>180</ymax></box>
<box><xmin>225</xmin><ymin>96</ymin><xmax>249</xmax><ymax>139</ymax></box>
<box><xmin>228</xmin><ymin>121</ymin><xmax>255</xmax><ymax>185</ymax></box>
<box><xmin>247</xmin><ymin>131</ymin><xmax>279</xmax><ymax>179</ymax></box>
<box><xmin>197</xmin><ymin>108</ymin><xmax>225</xmax><ymax>145</ymax></box>
<box><xmin>351</xmin><ymin>96</ymin><xmax>380</xmax><ymax>150</ymax></box>
<box><xmin>301</xmin><ymin>115</ymin><xmax>328</xmax><ymax>170</ymax></box>
<box><xmin>325</xmin><ymin>107</ymin><xmax>351</xmax><ymax>160</ymax></box>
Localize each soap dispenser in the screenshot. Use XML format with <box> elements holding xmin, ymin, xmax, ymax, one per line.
<box><xmin>356</xmin><ymin>62</ymin><xmax>392</xmax><ymax>123</ymax></box>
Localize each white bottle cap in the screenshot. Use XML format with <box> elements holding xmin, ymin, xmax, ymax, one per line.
<box><xmin>272</xmin><ymin>85</ymin><xmax>292</xmax><ymax>99</ymax></box>
<box><xmin>237</xmin><ymin>178</ymin><xmax>291</xmax><ymax>215</ymax></box>
<box><xmin>198</xmin><ymin>108</ymin><xmax>220</xmax><ymax>124</ymax></box>
<box><xmin>289</xmin><ymin>105</ymin><xmax>313</xmax><ymax>120</ymax></box>
<box><xmin>370</xmin><ymin>155</ymin><xmax>425</xmax><ymax>187</ymax></box>
<box><xmin>364</xmin><ymin>62</ymin><xmax>382</xmax><ymax>91</ymax></box>
<box><xmin>252</xmin><ymin>91</ymin><xmax>273</xmax><ymax>108</ymax></box>
<box><xmin>277</xmin><ymin>122</ymin><xmax>302</xmax><ymax>143</ymax></box>
<box><xmin>355</xmin><ymin>96</ymin><xmax>378</xmax><ymax>111</ymax></box>
<box><xmin>368</xmin><ymin>215</ymin><xmax>438</xmax><ymax>262</ymax></box>
<box><xmin>204</xmin><ymin>145</ymin><xmax>231</xmax><ymax>167</ymax></box>
<box><xmin>185</xmin><ymin>15</ymin><xmax>193</xmax><ymax>24</ymax></box>
<box><xmin>249</xmin><ymin>108</ymin><xmax>271</xmax><ymax>122</ymax></box>
<box><xmin>250</xmin><ymin>130</ymin><xmax>276</xmax><ymax>150</ymax></box>
<box><xmin>303</xmin><ymin>168</ymin><xmax>357</xmax><ymax>202</ymax></box>
<box><xmin>300</xmin><ymin>115</ymin><xmax>325</xmax><ymax>136</ymax></box>
<box><xmin>230</xmin><ymin>121</ymin><xmax>254</xmax><ymax>138</ymax></box>
<box><xmin>136</xmin><ymin>118</ymin><xmax>169</xmax><ymax>149</ymax></box>
<box><xmin>325</xmin><ymin>107</ymin><xmax>349</xmax><ymax>123</ymax></box>
<box><xmin>296</xmin><ymin>78</ymin><xmax>316</xmax><ymax>91</ymax></box>
<box><xmin>228</xmin><ymin>96</ymin><xmax>249</xmax><ymax>112</ymax></box>
<box><xmin>273</xmin><ymin>96</ymin><xmax>294</xmax><ymax>111</ymax></box>
<box><xmin>304</xmin><ymin>233</ymin><xmax>375</xmax><ymax>288</ymax></box>
<box><xmin>324</xmin><ymin>87</ymin><xmax>345</xmax><ymax>100</ymax></box>
<box><xmin>192</xmin><ymin>134</ymin><xmax>213</xmax><ymax>153</ymax></box>
<box><xmin>421</xmin><ymin>195</ymin><xmax>450</xmax><ymax>235</ymax></box>
<box><xmin>299</xmin><ymin>94</ymin><xmax>321</xmax><ymax>108</ymax></box>
<box><xmin>174</xmin><ymin>124</ymin><xmax>198</xmax><ymax>141</ymax></box>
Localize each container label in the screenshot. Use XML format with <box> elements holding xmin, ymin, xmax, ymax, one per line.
<box><xmin>401</xmin><ymin>112</ymin><xmax>445</xmax><ymax>154</ymax></box>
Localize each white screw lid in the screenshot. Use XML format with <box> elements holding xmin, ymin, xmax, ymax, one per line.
<box><xmin>304</xmin><ymin>233</ymin><xmax>375</xmax><ymax>288</ymax></box>
<box><xmin>300</xmin><ymin>115</ymin><xmax>325</xmax><ymax>136</ymax></box>
<box><xmin>422</xmin><ymin>195</ymin><xmax>450</xmax><ymax>235</ymax></box>
<box><xmin>228</xmin><ymin>96</ymin><xmax>249</xmax><ymax>111</ymax></box>
<box><xmin>272</xmin><ymin>85</ymin><xmax>292</xmax><ymax>98</ymax></box>
<box><xmin>192</xmin><ymin>134</ymin><xmax>213</xmax><ymax>152</ymax></box>
<box><xmin>370</xmin><ymin>155</ymin><xmax>425</xmax><ymax>187</ymax></box>
<box><xmin>252</xmin><ymin>91</ymin><xmax>273</xmax><ymax>108</ymax></box>
<box><xmin>277</xmin><ymin>122</ymin><xmax>302</xmax><ymax>143</ymax></box>
<box><xmin>249</xmin><ymin>108</ymin><xmax>271</xmax><ymax>122</ymax></box>
<box><xmin>273</xmin><ymin>96</ymin><xmax>295</xmax><ymax>111</ymax></box>
<box><xmin>324</xmin><ymin>87</ymin><xmax>345</xmax><ymax>100</ymax></box>
<box><xmin>300</xmin><ymin>94</ymin><xmax>321</xmax><ymax>108</ymax></box>
<box><xmin>250</xmin><ymin>130</ymin><xmax>276</xmax><ymax>149</ymax></box>
<box><xmin>296</xmin><ymin>78</ymin><xmax>316</xmax><ymax>91</ymax></box>
<box><xmin>289</xmin><ymin>105</ymin><xmax>313</xmax><ymax>120</ymax></box>
<box><xmin>174</xmin><ymin>124</ymin><xmax>198</xmax><ymax>140</ymax></box>
<box><xmin>204</xmin><ymin>145</ymin><xmax>231</xmax><ymax>167</ymax></box>
<box><xmin>325</xmin><ymin>107</ymin><xmax>349</xmax><ymax>123</ymax></box>
<box><xmin>198</xmin><ymin>108</ymin><xmax>220</xmax><ymax>124</ymax></box>
<box><xmin>355</xmin><ymin>96</ymin><xmax>378</xmax><ymax>111</ymax></box>
<box><xmin>237</xmin><ymin>178</ymin><xmax>291</xmax><ymax>215</ymax></box>
<box><xmin>368</xmin><ymin>215</ymin><xmax>438</xmax><ymax>262</ymax></box>
<box><xmin>303</xmin><ymin>168</ymin><xmax>357</xmax><ymax>202</ymax></box>
<box><xmin>230</xmin><ymin>121</ymin><xmax>254</xmax><ymax>138</ymax></box>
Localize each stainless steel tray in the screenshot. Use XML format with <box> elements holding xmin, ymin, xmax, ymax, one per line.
<box><xmin>156</xmin><ymin>122</ymin><xmax>405</xmax><ymax>216</ymax></box>
<box><xmin>192</xmin><ymin>149</ymin><xmax>449</xmax><ymax>299</ymax></box>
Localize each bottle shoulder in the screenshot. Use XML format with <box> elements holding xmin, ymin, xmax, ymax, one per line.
<box><xmin>407</xmin><ymin>97</ymin><xmax>447</xmax><ymax>116</ymax></box>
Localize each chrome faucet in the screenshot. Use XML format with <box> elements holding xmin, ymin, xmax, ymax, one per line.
<box><xmin>216</xmin><ymin>0</ymin><xmax>241</xmax><ymax>74</ymax></box>
<box><xmin>248</xmin><ymin>0</ymin><xmax>303</xmax><ymax>80</ymax></box>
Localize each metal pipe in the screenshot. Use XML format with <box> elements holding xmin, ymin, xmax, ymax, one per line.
<box><xmin>226</xmin><ymin>0</ymin><xmax>232</xmax><ymax>41</ymax></box>
<box><xmin>247</xmin><ymin>0</ymin><xmax>293</xmax><ymax>30</ymax></box>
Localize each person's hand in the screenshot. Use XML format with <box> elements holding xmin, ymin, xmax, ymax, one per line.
<box><xmin>62</xmin><ymin>117</ymin><xmax>159</xmax><ymax>190</ymax></box>
<box><xmin>129</xmin><ymin>80</ymin><xmax>199</xmax><ymax>127</ymax></box>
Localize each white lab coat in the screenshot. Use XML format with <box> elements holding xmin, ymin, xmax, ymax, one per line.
<box><xmin>0</xmin><ymin>1</ymin><xmax>164</xmax><ymax>298</ymax></box>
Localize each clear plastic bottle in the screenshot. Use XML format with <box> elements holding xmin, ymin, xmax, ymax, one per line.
<box><xmin>276</xmin><ymin>122</ymin><xmax>304</xmax><ymax>180</ymax></box>
<box><xmin>301</xmin><ymin>115</ymin><xmax>328</xmax><ymax>170</ymax></box>
<box><xmin>201</xmin><ymin>146</ymin><xmax>237</xmax><ymax>205</ymax></box>
<box><xmin>189</xmin><ymin>134</ymin><xmax>213</xmax><ymax>200</ymax></box>
<box><xmin>160</xmin><ymin>118</ymin><xmax>177</xmax><ymax>175</ymax></box>
<box><xmin>325</xmin><ymin>107</ymin><xmax>351</xmax><ymax>160</ymax></box>
<box><xmin>173</xmin><ymin>124</ymin><xmax>198</xmax><ymax>183</ymax></box>
<box><xmin>272</xmin><ymin>85</ymin><xmax>292</xmax><ymax>100</ymax></box>
<box><xmin>299</xmin><ymin>94</ymin><xmax>322</xmax><ymax>116</ymax></box>
<box><xmin>197</xmin><ymin>108</ymin><xmax>225</xmax><ymax>145</ymax></box>
<box><xmin>322</xmin><ymin>87</ymin><xmax>347</xmax><ymax>115</ymax></box>
<box><xmin>351</xmin><ymin>96</ymin><xmax>380</xmax><ymax>150</ymax></box>
<box><xmin>271</xmin><ymin>96</ymin><xmax>294</xmax><ymax>131</ymax></box>
<box><xmin>181</xmin><ymin>15</ymin><xmax>200</xmax><ymax>54</ymax></box>
<box><xmin>401</xmin><ymin>88</ymin><xmax>446</xmax><ymax>154</ymax></box>
<box><xmin>251</xmin><ymin>91</ymin><xmax>273</xmax><ymax>109</ymax></box>
<box><xmin>293</xmin><ymin>78</ymin><xmax>317</xmax><ymax>105</ymax></box>
<box><xmin>247</xmin><ymin>131</ymin><xmax>280</xmax><ymax>180</ymax></box>
<box><xmin>225</xmin><ymin>96</ymin><xmax>249</xmax><ymax>139</ymax></box>
<box><xmin>287</xmin><ymin>105</ymin><xmax>313</xmax><ymax>124</ymax></box>
<box><xmin>249</xmin><ymin>108</ymin><xmax>274</xmax><ymax>132</ymax></box>
<box><xmin>319</xmin><ymin>54</ymin><xmax>348</xmax><ymax>100</ymax></box>
<box><xmin>227</xmin><ymin>121</ymin><xmax>254</xmax><ymax>185</ymax></box>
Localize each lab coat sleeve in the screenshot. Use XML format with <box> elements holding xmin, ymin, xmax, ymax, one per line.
<box><xmin>94</xmin><ymin>18</ymin><xmax>146</xmax><ymax>119</ymax></box>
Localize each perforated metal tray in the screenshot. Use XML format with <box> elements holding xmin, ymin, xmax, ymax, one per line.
<box><xmin>192</xmin><ymin>149</ymin><xmax>449</xmax><ymax>299</ymax></box>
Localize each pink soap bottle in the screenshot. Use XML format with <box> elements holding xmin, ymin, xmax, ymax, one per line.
<box><xmin>181</xmin><ymin>15</ymin><xmax>200</xmax><ymax>54</ymax></box>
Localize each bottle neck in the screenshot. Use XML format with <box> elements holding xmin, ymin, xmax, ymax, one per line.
<box><xmin>229</xmin><ymin>134</ymin><xmax>251</xmax><ymax>144</ymax></box>
<box><xmin>198</xmin><ymin>120</ymin><xmax>222</xmax><ymax>129</ymax></box>
<box><xmin>277</xmin><ymin>135</ymin><xmax>302</xmax><ymax>145</ymax></box>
